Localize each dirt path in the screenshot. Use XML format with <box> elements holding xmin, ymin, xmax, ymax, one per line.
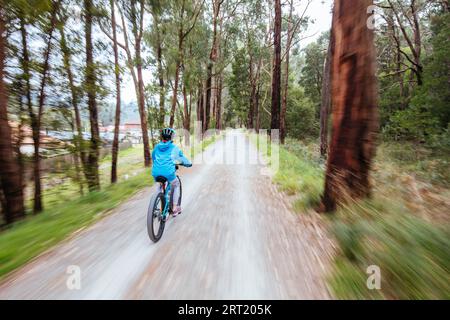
<box><xmin>0</xmin><ymin>130</ymin><xmax>332</xmax><ymax>299</ymax></box>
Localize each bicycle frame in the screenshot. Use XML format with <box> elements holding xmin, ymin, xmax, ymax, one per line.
<box><xmin>160</xmin><ymin>182</ymin><xmax>172</xmax><ymax>219</ymax></box>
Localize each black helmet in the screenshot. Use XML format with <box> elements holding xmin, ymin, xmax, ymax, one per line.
<box><xmin>161</xmin><ymin>127</ymin><xmax>175</xmax><ymax>141</ymax></box>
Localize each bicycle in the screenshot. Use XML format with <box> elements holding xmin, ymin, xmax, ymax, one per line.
<box><xmin>147</xmin><ymin>165</ymin><xmax>183</xmax><ymax>243</ymax></box>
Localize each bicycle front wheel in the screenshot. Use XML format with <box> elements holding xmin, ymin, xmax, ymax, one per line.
<box><xmin>147</xmin><ymin>192</ymin><xmax>166</xmax><ymax>243</ymax></box>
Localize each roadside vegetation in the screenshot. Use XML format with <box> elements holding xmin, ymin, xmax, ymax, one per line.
<box><xmin>253</xmin><ymin>135</ymin><xmax>450</xmax><ymax>299</ymax></box>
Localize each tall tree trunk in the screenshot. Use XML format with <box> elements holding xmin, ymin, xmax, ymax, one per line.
<box><xmin>410</xmin><ymin>0</ymin><xmax>423</xmax><ymax>85</ymax></box>
<box><xmin>0</xmin><ymin>11</ymin><xmax>25</xmax><ymax>224</ymax></box>
<box><xmin>255</xmin><ymin>84</ymin><xmax>261</xmax><ymax>132</ymax></box>
<box><xmin>321</xmin><ymin>0</ymin><xmax>379</xmax><ymax>212</ymax></box>
<box><xmin>182</xmin><ymin>81</ymin><xmax>190</xmax><ymax>131</ymax></box>
<box><xmin>170</xmin><ymin>56</ymin><xmax>182</xmax><ymax>128</ymax></box>
<box><xmin>152</xmin><ymin>12</ymin><xmax>165</xmax><ymax>128</ymax></box>
<box><xmin>320</xmin><ymin>31</ymin><xmax>333</xmax><ymax>158</ymax></box>
<box><xmin>204</xmin><ymin>0</ymin><xmax>221</xmax><ymax>132</ymax></box>
<box><xmin>58</xmin><ymin>21</ymin><xmax>87</xmax><ymax>193</ymax></box>
<box><xmin>215</xmin><ymin>74</ymin><xmax>222</xmax><ymax>130</ymax></box>
<box><xmin>111</xmin><ymin>0</ymin><xmax>121</xmax><ymax>183</ymax></box>
<box><xmin>19</xmin><ymin>16</ymin><xmax>33</xmax><ymax>203</ymax></box>
<box><xmin>197</xmin><ymin>84</ymin><xmax>204</xmax><ymax>127</ymax></box>
<box><xmin>32</xmin><ymin>1</ymin><xmax>59</xmax><ymax>213</ymax></box>
<box><xmin>280</xmin><ymin>0</ymin><xmax>294</xmax><ymax>144</ymax></box>
<box><xmin>196</xmin><ymin>86</ymin><xmax>202</xmax><ymax>122</ymax></box>
<box><xmin>387</xmin><ymin>0</ymin><xmax>423</xmax><ymax>85</ymax></box>
<box><xmin>247</xmin><ymin>52</ymin><xmax>255</xmax><ymax>129</ymax></box>
<box><xmin>270</xmin><ymin>0</ymin><xmax>282</xmax><ymax>131</ymax></box>
<box><xmin>84</xmin><ymin>0</ymin><xmax>100</xmax><ymax>191</ymax></box>
<box><xmin>169</xmin><ymin>1</ymin><xmax>185</xmax><ymax>129</ymax></box>
<box><xmin>204</xmin><ymin>63</ymin><xmax>212</xmax><ymax>132</ymax></box>
<box><xmin>135</xmin><ymin>42</ymin><xmax>151</xmax><ymax>167</ymax></box>
<box><xmin>118</xmin><ymin>0</ymin><xmax>151</xmax><ymax>167</ymax></box>
<box><xmin>129</xmin><ymin>0</ymin><xmax>151</xmax><ymax>167</ymax></box>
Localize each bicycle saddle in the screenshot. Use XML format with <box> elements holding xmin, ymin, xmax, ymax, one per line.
<box><xmin>155</xmin><ymin>176</ymin><xmax>168</xmax><ymax>183</ymax></box>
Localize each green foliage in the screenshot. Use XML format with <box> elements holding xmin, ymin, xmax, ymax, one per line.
<box><xmin>380</xmin><ymin>12</ymin><xmax>450</xmax><ymax>145</ymax></box>
<box><xmin>411</xmin><ymin>13</ymin><xmax>450</xmax><ymax>130</ymax></box>
<box><xmin>286</xmin><ymin>84</ymin><xmax>318</xmax><ymax>139</ymax></box>
<box><xmin>298</xmin><ymin>31</ymin><xmax>329</xmax><ymax>111</ymax></box>
<box><xmin>226</xmin><ymin>48</ymin><xmax>250</xmax><ymax>126</ymax></box>
<box><xmin>383</xmin><ymin>103</ymin><xmax>441</xmax><ymax>141</ymax></box>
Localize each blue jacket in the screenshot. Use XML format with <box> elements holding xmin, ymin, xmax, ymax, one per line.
<box><xmin>151</xmin><ymin>141</ymin><xmax>192</xmax><ymax>180</ymax></box>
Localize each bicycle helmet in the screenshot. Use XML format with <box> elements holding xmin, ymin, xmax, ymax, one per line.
<box><xmin>161</xmin><ymin>127</ymin><xmax>175</xmax><ymax>141</ymax></box>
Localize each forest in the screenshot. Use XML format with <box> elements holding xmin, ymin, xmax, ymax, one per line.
<box><xmin>0</xmin><ymin>0</ymin><xmax>449</xmax><ymax>299</ymax></box>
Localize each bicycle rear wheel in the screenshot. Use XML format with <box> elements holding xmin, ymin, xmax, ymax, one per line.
<box><xmin>147</xmin><ymin>192</ymin><xmax>166</xmax><ymax>243</ymax></box>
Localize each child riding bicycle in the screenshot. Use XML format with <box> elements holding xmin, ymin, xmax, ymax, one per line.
<box><xmin>151</xmin><ymin>128</ymin><xmax>192</xmax><ymax>217</ymax></box>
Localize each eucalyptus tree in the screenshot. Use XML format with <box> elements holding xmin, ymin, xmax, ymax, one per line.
<box><xmin>110</xmin><ymin>0</ymin><xmax>121</xmax><ymax>183</ymax></box>
<box><xmin>270</xmin><ymin>0</ymin><xmax>281</xmax><ymax>132</ymax></box>
<box><xmin>83</xmin><ymin>0</ymin><xmax>101</xmax><ymax>190</ymax></box>
<box><xmin>322</xmin><ymin>0</ymin><xmax>378</xmax><ymax>212</ymax></box>
<box><xmin>166</xmin><ymin>0</ymin><xmax>205</xmax><ymax>128</ymax></box>
<box><xmin>145</xmin><ymin>0</ymin><xmax>168</xmax><ymax>127</ymax></box>
<box><xmin>18</xmin><ymin>0</ymin><xmax>61</xmax><ymax>211</ymax></box>
<box><xmin>57</xmin><ymin>3</ymin><xmax>87</xmax><ymax>192</ymax></box>
<box><xmin>104</xmin><ymin>0</ymin><xmax>152</xmax><ymax>167</ymax></box>
<box><xmin>0</xmin><ymin>0</ymin><xmax>25</xmax><ymax>224</ymax></box>
<box><xmin>280</xmin><ymin>0</ymin><xmax>311</xmax><ymax>144</ymax></box>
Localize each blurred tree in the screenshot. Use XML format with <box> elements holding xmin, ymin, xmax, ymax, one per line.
<box><xmin>83</xmin><ymin>0</ymin><xmax>101</xmax><ymax>191</ymax></box>
<box><xmin>0</xmin><ymin>4</ymin><xmax>25</xmax><ymax>224</ymax></box>
<box><xmin>322</xmin><ymin>0</ymin><xmax>379</xmax><ymax>212</ymax></box>
<box><xmin>270</xmin><ymin>0</ymin><xmax>281</xmax><ymax>132</ymax></box>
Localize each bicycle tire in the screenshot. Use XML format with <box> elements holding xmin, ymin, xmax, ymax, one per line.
<box><xmin>147</xmin><ymin>192</ymin><xmax>166</xmax><ymax>243</ymax></box>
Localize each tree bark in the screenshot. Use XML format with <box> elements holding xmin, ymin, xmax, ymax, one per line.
<box><xmin>182</xmin><ymin>80</ymin><xmax>190</xmax><ymax>131</ymax></box>
<box><xmin>321</xmin><ymin>0</ymin><xmax>379</xmax><ymax>212</ymax></box>
<box><xmin>58</xmin><ymin>20</ymin><xmax>87</xmax><ymax>194</ymax></box>
<box><xmin>169</xmin><ymin>0</ymin><xmax>202</xmax><ymax>128</ymax></box>
<box><xmin>152</xmin><ymin>11</ymin><xmax>165</xmax><ymax>128</ymax></box>
<box><xmin>255</xmin><ymin>84</ymin><xmax>261</xmax><ymax>131</ymax></box>
<box><xmin>170</xmin><ymin>44</ymin><xmax>182</xmax><ymax>128</ymax></box>
<box><xmin>31</xmin><ymin>1</ymin><xmax>59</xmax><ymax>212</ymax></box>
<box><xmin>135</xmin><ymin>41</ymin><xmax>151</xmax><ymax>166</ymax></box>
<box><xmin>280</xmin><ymin>0</ymin><xmax>294</xmax><ymax>144</ymax></box>
<box><xmin>270</xmin><ymin>0</ymin><xmax>282</xmax><ymax>131</ymax></box>
<box><xmin>197</xmin><ymin>83</ymin><xmax>204</xmax><ymax>127</ymax></box>
<box><xmin>215</xmin><ymin>74</ymin><xmax>222</xmax><ymax>130</ymax></box>
<box><xmin>84</xmin><ymin>0</ymin><xmax>101</xmax><ymax>191</ymax></box>
<box><xmin>204</xmin><ymin>63</ymin><xmax>212</xmax><ymax>132</ymax></box>
<box><xmin>204</xmin><ymin>0</ymin><xmax>221</xmax><ymax>132</ymax></box>
<box><xmin>132</xmin><ymin>0</ymin><xmax>151</xmax><ymax>167</ymax></box>
<box><xmin>116</xmin><ymin>0</ymin><xmax>151</xmax><ymax>167</ymax></box>
<box><xmin>0</xmin><ymin>10</ymin><xmax>25</xmax><ymax>224</ymax></box>
<box><xmin>110</xmin><ymin>0</ymin><xmax>121</xmax><ymax>183</ymax></box>
<box><xmin>169</xmin><ymin>1</ymin><xmax>186</xmax><ymax>129</ymax></box>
